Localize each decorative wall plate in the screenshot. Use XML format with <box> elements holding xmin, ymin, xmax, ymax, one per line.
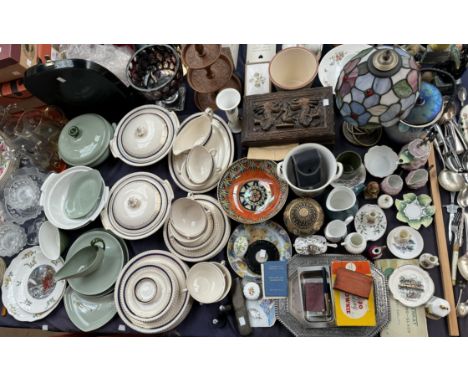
<box><xmin>217</xmin><ymin>159</ymin><xmax>288</xmax><ymax>224</ymax></box>
<box><xmin>227</xmin><ymin>221</ymin><xmax>292</xmax><ymax>280</ymax></box>
<box><xmin>354</xmin><ymin>204</ymin><xmax>387</xmax><ymax>241</ymax></box>
<box><xmin>395</xmin><ymin>193</ymin><xmax>435</xmax><ymax>230</ymax></box>
<box><xmin>388</xmin><ymin>264</ymin><xmax>434</xmax><ymax>307</ymax></box>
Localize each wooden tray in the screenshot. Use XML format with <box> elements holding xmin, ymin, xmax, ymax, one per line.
<box><xmin>241</xmin><ymin>87</ymin><xmax>335</xmax><ymax>147</ymax></box>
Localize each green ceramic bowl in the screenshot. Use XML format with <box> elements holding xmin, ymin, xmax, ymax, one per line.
<box><xmin>66</xmin><ymin>229</ymin><xmax>128</xmax><ymax>295</ymax></box>
<box><xmin>64</xmin><ymin>286</ymin><xmax>116</xmax><ymax>332</ymax></box>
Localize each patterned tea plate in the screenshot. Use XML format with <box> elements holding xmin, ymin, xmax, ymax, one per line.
<box><xmin>217</xmin><ymin>159</ymin><xmax>288</xmax><ymax>224</ymax></box>
<box><xmin>354</xmin><ymin>204</ymin><xmax>387</xmax><ymax>241</ymax></box>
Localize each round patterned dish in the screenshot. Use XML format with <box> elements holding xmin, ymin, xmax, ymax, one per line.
<box><xmin>217</xmin><ymin>159</ymin><xmax>288</xmax><ymax>224</ymax></box>
<box><xmin>388</xmin><ymin>264</ymin><xmax>434</xmax><ymax>307</ymax></box>
<box><xmin>283</xmin><ymin>198</ymin><xmax>324</xmax><ymax>237</ymax></box>
<box><xmin>227</xmin><ymin>221</ymin><xmax>292</xmax><ymax>281</ymax></box>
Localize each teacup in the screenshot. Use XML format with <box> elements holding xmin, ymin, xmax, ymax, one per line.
<box><xmin>394</xmin><ymin>228</ymin><xmax>412</xmax><ymax>245</ymax></box>
<box><xmin>170</xmin><ymin>196</ymin><xmax>207</xmax><ymax>239</ymax></box>
<box><xmin>419</xmin><ymin>253</ymin><xmax>439</xmax><ymax>269</ymax></box>
<box><xmin>324</xmin><ymin>216</ymin><xmax>353</xmax><ymax>243</ymax></box>
<box><xmin>325</xmin><ymin>186</ymin><xmax>358</xmax><ymax>220</ymax></box>
<box><xmin>341</xmin><ymin>232</ymin><xmax>367</xmax><ymax>255</ymax></box>
<box><xmin>405</xmin><ymin>169</ymin><xmax>429</xmax><ymax>190</ymax></box>
<box><xmin>336</xmin><ymin>151</ymin><xmax>362</xmax><ymax>180</ymax></box>
<box><xmin>277</xmin><ymin>143</ymin><xmax>343</xmax><ymax>197</ymax></box>
<box><xmin>380</xmin><ymin>174</ymin><xmax>403</xmax><ymax>196</ymax></box>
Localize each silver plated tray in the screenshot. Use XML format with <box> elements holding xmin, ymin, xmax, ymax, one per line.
<box><xmin>276</xmin><ymin>254</ymin><xmax>390</xmax><ymax>337</ymax></box>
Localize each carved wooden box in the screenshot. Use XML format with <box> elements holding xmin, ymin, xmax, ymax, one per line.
<box><xmin>241</xmin><ymin>87</ymin><xmax>335</xmax><ymax>147</ymax></box>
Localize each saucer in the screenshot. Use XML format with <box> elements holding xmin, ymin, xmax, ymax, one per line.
<box><xmin>331</xmin><ymin>165</ymin><xmax>366</xmax><ymax>189</ymax></box>
<box><xmin>386</xmin><ymin>226</ymin><xmax>423</xmax><ymax>259</ymax></box>
<box><xmin>354</xmin><ymin>204</ymin><xmax>387</xmax><ymax>241</ymax></box>
<box><xmin>388</xmin><ymin>264</ymin><xmax>434</xmax><ymax>307</ymax></box>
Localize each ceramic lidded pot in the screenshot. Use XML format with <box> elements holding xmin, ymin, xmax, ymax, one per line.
<box><xmin>398</xmin><ymin>138</ymin><xmax>430</xmax><ymax>171</ymax></box>
<box><xmin>110</xmin><ymin>105</ymin><xmax>179</xmax><ymax>167</ymax></box>
<box><xmin>405</xmin><ymin>169</ymin><xmax>429</xmax><ymax>190</ymax></box>
<box><xmin>283</xmin><ymin>198</ymin><xmax>324</xmax><ymax>237</ymax></box>
<box><xmin>101</xmin><ymin>172</ymin><xmax>174</xmax><ymax>240</ymax></box>
<box><xmin>58</xmin><ymin>114</ymin><xmax>114</xmax><ymax>167</ymax></box>
<box><xmin>380</xmin><ymin>174</ymin><xmax>403</xmax><ymax>196</ymax></box>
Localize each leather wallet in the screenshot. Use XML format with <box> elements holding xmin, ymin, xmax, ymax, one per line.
<box><xmin>333</xmin><ymin>268</ymin><xmax>373</xmax><ymax>299</ymax></box>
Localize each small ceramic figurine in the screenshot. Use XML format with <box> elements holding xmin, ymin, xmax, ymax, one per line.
<box><xmin>425</xmin><ymin>296</ymin><xmax>451</xmax><ymax>320</ymax></box>
<box><xmin>364</xmin><ymin>181</ymin><xmax>380</xmax><ymax>200</ymax></box>
<box><xmin>378</xmin><ymin>194</ymin><xmax>394</xmax><ymax>209</ymax></box>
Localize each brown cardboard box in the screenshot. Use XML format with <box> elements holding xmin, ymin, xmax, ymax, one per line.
<box><xmin>0</xmin><ymin>44</ymin><xmax>37</xmax><ymax>83</ymax></box>
<box><xmin>0</xmin><ymin>77</ymin><xmax>45</xmax><ymax>108</ymax></box>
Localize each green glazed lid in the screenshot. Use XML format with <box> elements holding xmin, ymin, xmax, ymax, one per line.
<box><xmin>59</xmin><ymin>113</ymin><xmax>113</xmax><ymax>166</ymax></box>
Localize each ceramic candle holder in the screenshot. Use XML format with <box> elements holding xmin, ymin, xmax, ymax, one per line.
<box><xmin>216</xmin><ymin>88</ymin><xmax>242</xmax><ymax>133</ymax></box>
<box><xmin>394</xmin><ymin>228</ymin><xmax>412</xmax><ymax>245</ymax></box>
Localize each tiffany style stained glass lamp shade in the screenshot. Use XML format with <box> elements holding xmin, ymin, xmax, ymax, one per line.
<box><xmin>335</xmin><ymin>45</ymin><xmax>421</xmax><ymax>145</ymax></box>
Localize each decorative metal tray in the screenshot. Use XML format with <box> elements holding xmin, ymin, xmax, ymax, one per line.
<box><xmin>276</xmin><ymin>254</ymin><xmax>390</xmax><ymax>337</ymax></box>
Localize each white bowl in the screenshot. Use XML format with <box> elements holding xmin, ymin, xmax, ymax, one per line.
<box><xmin>170</xmin><ymin>197</ymin><xmax>207</xmax><ymax>239</ymax></box>
<box><xmin>213</xmin><ymin>262</ymin><xmax>232</xmax><ymax>301</ymax></box>
<box><xmin>364</xmin><ymin>145</ymin><xmax>399</xmax><ymax>178</ymax></box>
<box><xmin>40</xmin><ymin>166</ymin><xmax>109</xmax><ymax>230</ymax></box>
<box><xmin>186</xmin><ymin>262</ymin><xmax>226</xmax><ymax>304</ymax></box>
<box><xmin>38</xmin><ymin>221</ymin><xmax>68</xmax><ymax>260</ymax></box>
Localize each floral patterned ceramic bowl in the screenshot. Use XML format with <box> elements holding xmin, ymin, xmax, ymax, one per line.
<box><xmin>395</xmin><ymin>193</ymin><xmax>435</xmax><ymax>230</ymax></box>
<box><xmin>217</xmin><ymin>159</ymin><xmax>288</xmax><ymax>224</ymax></box>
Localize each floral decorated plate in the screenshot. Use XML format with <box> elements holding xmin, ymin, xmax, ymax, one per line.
<box><xmin>217</xmin><ymin>159</ymin><xmax>288</xmax><ymax>224</ymax></box>
<box><xmin>354</xmin><ymin>204</ymin><xmax>387</xmax><ymax>241</ymax></box>
<box><xmin>1</xmin><ymin>247</ymin><xmax>64</xmax><ymax>322</ymax></box>
<box><xmin>395</xmin><ymin>193</ymin><xmax>435</xmax><ymax>230</ymax></box>
<box><xmin>388</xmin><ymin>264</ymin><xmax>434</xmax><ymax>307</ymax></box>
<box><xmin>386</xmin><ymin>226</ymin><xmax>424</xmax><ymax>259</ymax></box>
<box><xmin>227</xmin><ymin>221</ymin><xmax>292</xmax><ymax>281</ymax></box>
<box><xmin>318</xmin><ymin>44</ymin><xmax>372</xmax><ymax>92</ymax></box>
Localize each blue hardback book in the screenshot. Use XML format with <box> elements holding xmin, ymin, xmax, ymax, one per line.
<box><xmin>261</xmin><ymin>261</ymin><xmax>288</xmax><ymax>298</ymax></box>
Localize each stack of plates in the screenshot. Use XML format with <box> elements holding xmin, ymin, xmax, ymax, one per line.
<box><xmin>114</xmin><ymin>250</ymin><xmax>193</xmax><ymax>334</ymax></box>
<box><xmin>168</xmin><ymin>113</ymin><xmax>234</xmax><ymax>193</ymax></box>
<box><xmin>163</xmin><ymin>195</ymin><xmax>231</xmax><ymax>263</ymax></box>
<box><xmin>101</xmin><ymin>172</ymin><xmax>174</xmax><ymax>240</ymax></box>
<box><xmin>63</xmin><ymin>229</ymin><xmax>129</xmax><ymax>331</ymax></box>
<box><xmin>1</xmin><ymin>246</ymin><xmax>66</xmax><ymax>322</ymax></box>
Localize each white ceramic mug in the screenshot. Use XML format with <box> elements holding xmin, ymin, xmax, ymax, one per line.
<box><xmin>277</xmin><ymin>143</ymin><xmax>343</xmax><ymax>197</ymax></box>
<box><xmin>324</xmin><ymin>216</ymin><xmax>353</xmax><ymax>243</ymax></box>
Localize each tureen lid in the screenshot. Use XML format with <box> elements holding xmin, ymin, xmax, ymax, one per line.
<box><xmin>112</xmin><ymin>180</ymin><xmax>162</xmax><ymax>230</ymax></box>
<box><xmin>59</xmin><ymin>113</ymin><xmax>113</xmax><ymax>166</ymax></box>
<box><xmin>112</xmin><ymin>105</ymin><xmax>178</xmax><ymax>166</ymax></box>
